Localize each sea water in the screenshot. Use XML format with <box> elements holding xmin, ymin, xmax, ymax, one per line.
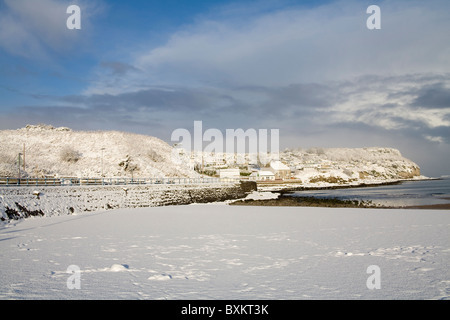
<box><xmin>289</xmin><ymin>177</ymin><xmax>450</xmax><ymax>207</ymax></box>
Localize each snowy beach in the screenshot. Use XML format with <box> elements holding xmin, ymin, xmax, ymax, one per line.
<box><xmin>0</xmin><ymin>204</ymin><xmax>449</xmax><ymax>300</ymax></box>
<box><xmin>1</xmin><ymin>0</ymin><xmax>450</xmax><ymax>305</ymax></box>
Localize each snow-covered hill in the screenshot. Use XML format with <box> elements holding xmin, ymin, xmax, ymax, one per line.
<box><xmin>281</xmin><ymin>147</ymin><xmax>423</xmax><ymax>185</ymax></box>
<box><xmin>0</xmin><ymin>125</ymin><xmax>423</xmax><ymax>183</ymax></box>
<box><xmin>0</xmin><ymin>124</ymin><xmax>197</xmax><ymax>178</ymax></box>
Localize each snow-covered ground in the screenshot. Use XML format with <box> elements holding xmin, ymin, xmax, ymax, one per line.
<box><xmin>1</xmin><ymin>204</ymin><xmax>449</xmax><ymax>300</ymax></box>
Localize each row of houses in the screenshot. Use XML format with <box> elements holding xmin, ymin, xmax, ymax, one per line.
<box><xmin>173</xmin><ymin>147</ymin><xmax>281</xmax><ymax>169</ymax></box>
<box><xmin>175</xmin><ymin>149</ymin><xmax>344</xmax><ymax>181</ymax></box>
<box><xmin>219</xmin><ymin>160</ymin><xmax>291</xmax><ymax>181</ymax></box>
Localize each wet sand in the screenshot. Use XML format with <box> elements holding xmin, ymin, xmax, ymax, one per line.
<box><xmin>389</xmin><ymin>197</ymin><xmax>450</xmax><ymax>210</ymax></box>
<box><xmin>231</xmin><ymin>195</ymin><xmax>380</xmax><ymax>208</ymax></box>
<box><xmin>230</xmin><ymin>194</ymin><xmax>450</xmax><ymax>210</ymax></box>
<box><xmin>402</xmin><ymin>203</ymin><xmax>450</xmax><ymax>210</ymax></box>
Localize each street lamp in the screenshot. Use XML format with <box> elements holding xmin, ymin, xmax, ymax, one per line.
<box><xmin>18</xmin><ymin>153</ymin><xmax>22</xmax><ymax>181</ymax></box>
<box><xmin>101</xmin><ymin>148</ymin><xmax>106</xmax><ymax>178</ymax></box>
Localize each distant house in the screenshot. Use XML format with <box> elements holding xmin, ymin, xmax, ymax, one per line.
<box><xmin>269</xmin><ymin>160</ymin><xmax>291</xmax><ymax>180</ymax></box>
<box><xmin>250</xmin><ymin>170</ymin><xmax>275</xmax><ymax>181</ymax></box>
<box><xmin>219</xmin><ymin>168</ymin><xmax>240</xmax><ymax>179</ymax></box>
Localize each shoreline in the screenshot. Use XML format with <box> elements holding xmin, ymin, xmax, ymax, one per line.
<box><xmin>230</xmin><ymin>196</ymin><xmax>379</xmax><ymax>208</ymax></box>
<box><xmin>402</xmin><ymin>203</ymin><xmax>450</xmax><ymax>210</ymax></box>
<box><xmin>231</xmin><ymin>178</ymin><xmax>450</xmax><ymax>210</ymax></box>
<box><xmin>230</xmin><ymin>195</ymin><xmax>450</xmax><ymax>210</ymax></box>
<box><xmin>257</xmin><ymin>176</ymin><xmax>439</xmax><ymax>194</ymax></box>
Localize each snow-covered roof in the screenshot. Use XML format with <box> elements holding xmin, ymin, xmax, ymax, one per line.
<box><xmin>270</xmin><ymin>160</ymin><xmax>290</xmax><ymax>171</ymax></box>
<box><xmin>259</xmin><ymin>170</ymin><xmax>275</xmax><ymax>176</ymax></box>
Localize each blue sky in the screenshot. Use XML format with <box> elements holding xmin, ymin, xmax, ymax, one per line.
<box><xmin>1</xmin><ymin>0</ymin><xmax>450</xmax><ymax>176</ymax></box>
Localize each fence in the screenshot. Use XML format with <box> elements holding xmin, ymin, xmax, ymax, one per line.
<box><xmin>0</xmin><ymin>177</ymin><xmax>241</xmax><ymax>187</ymax></box>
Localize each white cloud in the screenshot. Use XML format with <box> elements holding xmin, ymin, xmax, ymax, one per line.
<box><xmin>425</xmin><ymin>135</ymin><xmax>444</xmax><ymax>144</ymax></box>
<box><xmin>326</xmin><ymin>74</ymin><xmax>450</xmax><ymax>134</ymax></box>
<box><xmin>0</xmin><ymin>0</ymin><xmax>103</xmax><ymax>59</ymax></box>
<box><xmin>83</xmin><ymin>0</ymin><xmax>450</xmax><ymax>98</ymax></box>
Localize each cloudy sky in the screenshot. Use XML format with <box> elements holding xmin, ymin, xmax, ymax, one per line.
<box><xmin>1</xmin><ymin>0</ymin><xmax>449</xmax><ymax>176</ymax></box>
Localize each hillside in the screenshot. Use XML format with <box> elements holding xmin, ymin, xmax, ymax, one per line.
<box><xmin>0</xmin><ymin>124</ymin><xmax>197</xmax><ymax>179</ymax></box>
<box><xmin>0</xmin><ymin>125</ymin><xmax>423</xmax><ymax>184</ymax></box>
<box><xmin>281</xmin><ymin>147</ymin><xmax>423</xmax><ymax>185</ymax></box>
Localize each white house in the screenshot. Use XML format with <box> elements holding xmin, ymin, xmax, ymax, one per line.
<box><xmin>250</xmin><ymin>170</ymin><xmax>275</xmax><ymax>181</ymax></box>
<box><xmin>269</xmin><ymin>160</ymin><xmax>291</xmax><ymax>180</ymax></box>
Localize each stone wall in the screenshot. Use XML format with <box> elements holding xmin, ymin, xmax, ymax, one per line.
<box><xmin>0</xmin><ymin>181</ymin><xmax>257</xmax><ymax>222</ymax></box>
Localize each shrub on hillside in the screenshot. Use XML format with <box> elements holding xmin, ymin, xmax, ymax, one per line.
<box><xmin>147</xmin><ymin>149</ymin><xmax>165</xmax><ymax>162</ymax></box>
<box><xmin>60</xmin><ymin>147</ymin><xmax>81</xmax><ymax>163</ymax></box>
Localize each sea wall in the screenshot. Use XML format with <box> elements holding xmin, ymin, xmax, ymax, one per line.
<box><xmin>0</xmin><ymin>181</ymin><xmax>257</xmax><ymax>222</ymax></box>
